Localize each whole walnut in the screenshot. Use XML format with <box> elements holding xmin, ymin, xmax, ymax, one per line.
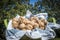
<box><xmin>40</xmin><ymin>19</ymin><xmax>47</xmax><ymax>26</ymax></box>
<box><xmin>30</xmin><ymin>16</ymin><xmax>38</xmax><ymax>20</ymax></box>
<box><xmin>24</xmin><ymin>18</ymin><xmax>31</xmax><ymax>24</ymax></box>
<box><xmin>26</xmin><ymin>24</ymin><xmax>33</xmax><ymax>30</ymax></box>
<box><xmin>38</xmin><ymin>19</ymin><xmax>47</xmax><ymax>30</ymax></box>
<box><xmin>30</xmin><ymin>16</ymin><xmax>39</xmax><ymax>23</ymax></box>
<box><xmin>29</xmin><ymin>21</ymin><xmax>35</xmax><ymax>26</ymax></box>
<box><xmin>30</xmin><ymin>18</ymin><xmax>39</xmax><ymax>28</ymax></box>
<box><xmin>19</xmin><ymin>16</ymin><xmax>26</xmax><ymax>23</ymax></box>
<box><xmin>18</xmin><ymin>23</ymin><xmax>26</xmax><ymax>30</ymax></box>
<box><xmin>33</xmin><ymin>23</ymin><xmax>39</xmax><ymax>28</ymax></box>
<box><xmin>19</xmin><ymin>16</ymin><xmax>31</xmax><ymax>24</ymax></box>
<box><xmin>12</xmin><ymin>18</ymin><xmax>19</xmax><ymax>29</ymax></box>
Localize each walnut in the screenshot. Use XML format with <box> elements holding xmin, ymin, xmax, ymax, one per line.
<box><xmin>18</xmin><ymin>23</ymin><xmax>26</xmax><ymax>30</ymax></box>
<box><xmin>33</xmin><ymin>23</ymin><xmax>39</xmax><ymax>28</ymax></box>
<box><xmin>26</xmin><ymin>24</ymin><xmax>33</xmax><ymax>30</ymax></box>
<box><xmin>30</xmin><ymin>16</ymin><xmax>39</xmax><ymax>23</ymax></box>
<box><xmin>12</xmin><ymin>18</ymin><xmax>19</xmax><ymax>29</ymax></box>
<box><xmin>38</xmin><ymin>19</ymin><xmax>47</xmax><ymax>30</ymax></box>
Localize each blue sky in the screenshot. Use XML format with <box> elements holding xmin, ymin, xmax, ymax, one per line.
<box><xmin>30</xmin><ymin>0</ymin><xmax>38</xmax><ymax>6</ymax></box>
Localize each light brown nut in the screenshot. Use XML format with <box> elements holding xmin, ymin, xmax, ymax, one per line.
<box><xmin>26</xmin><ymin>24</ymin><xmax>33</xmax><ymax>30</ymax></box>
<box><xmin>12</xmin><ymin>18</ymin><xmax>19</xmax><ymax>29</ymax></box>
<box><xmin>18</xmin><ymin>23</ymin><xmax>26</xmax><ymax>29</ymax></box>
<box><xmin>33</xmin><ymin>23</ymin><xmax>39</xmax><ymax>28</ymax></box>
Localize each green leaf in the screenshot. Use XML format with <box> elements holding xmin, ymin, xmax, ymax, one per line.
<box><xmin>4</xmin><ymin>19</ymin><xmax>8</xmax><ymax>28</ymax></box>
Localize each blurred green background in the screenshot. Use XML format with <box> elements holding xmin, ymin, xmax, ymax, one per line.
<box><xmin>0</xmin><ymin>0</ymin><xmax>60</xmax><ymax>40</ymax></box>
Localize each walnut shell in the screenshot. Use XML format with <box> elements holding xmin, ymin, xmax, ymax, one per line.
<box><xmin>26</xmin><ymin>24</ymin><xmax>33</xmax><ymax>30</ymax></box>
<box><xmin>33</xmin><ymin>23</ymin><xmax>39</xmax><ymax>28</ymax></box>
<box><xmin>12</xmin><ymin>18</ymin><xmax>19</xmax><ymax>29</ymax></box>
<box><xmin>38</xmin><ymin>20</ymin><xmax>44</xmax><ymax>29</ymax></box>
<box><xmin>18</xmin><ymin>23</ymin><xmax>26</xmax><ymax>29</ymax></box>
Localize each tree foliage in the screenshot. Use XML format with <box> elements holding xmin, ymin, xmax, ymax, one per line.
<box><xmin>33</xmin><ymin>0</ymin><xmax>60</xmax><ymax>21</ymax></box>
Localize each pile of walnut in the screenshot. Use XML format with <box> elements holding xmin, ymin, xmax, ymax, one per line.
<box><xmin>12</xmin><ymin>16</ymin><xmax>47</xmax><ymax>31</ymax></box>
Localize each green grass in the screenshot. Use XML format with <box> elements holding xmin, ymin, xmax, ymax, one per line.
<box><xmin>51</xmin><ymin>38</ymin><xmax>60</xmax><ymax>40</ymax></box>
<box><xmin>20</xmin><ymin>35</ymin><xmax>60</xmax><ymax>40</ymax></box>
